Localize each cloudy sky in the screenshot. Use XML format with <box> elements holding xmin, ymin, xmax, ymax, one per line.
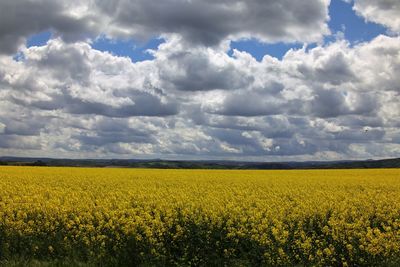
<box><xmin>0</xmin><ymin>0</ymin><xmax>399</xmax><ymax>161</ymax></box>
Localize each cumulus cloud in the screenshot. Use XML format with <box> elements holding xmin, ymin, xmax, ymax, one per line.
<box><xmin>155</xmin><ymin>36</ymin><xmax>254</xmax><ymax>91</ymax></box>
<box><xmin>0</xmin><ymin>0</ymin><xmax>100</xmax><ymax>54</ymax></box>
<box><xmin>350</xmin><ymin>0</ymin><xmax>400</xmax><ymax>33</ymax></box>
<box><xmin>2</xmin><ymin>39</ymin><xmax>178</xmax><ymax>117</ymax></box>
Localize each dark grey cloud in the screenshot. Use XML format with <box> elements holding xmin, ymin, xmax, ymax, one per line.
<box><xmin>337</xmin><ymin>116</ymin><xmax>384</xmax><ymax>128</ymax></box>
<box><xmin>0</xmin><ymin>0</ymin><xmax>330</xmax><ymax>54</ymax></box>
<box><xmin>311</xmin><ymin>89</ymin><xmax>350</xmax><ymax>118</ymax></box>
<box><xmin>205</xmin><ymin>127</ymin><xmax>318</xmax><ymax>157</ymax></box>
<box><xmin>332</xmin><ymin>128</ymin><xmax>385</xmax><ymax>142</ymax></box>
<box><xmin>2</xmin><ymin>120</ymin><xmax>45</xmax><ymax>136</ymax></box>
<box><xmin>268</xmin><ymin>139</ymin><xmax>319</xmax><ymax>156</ymax></box>
<box><xmin>95</xmin><ymin>0</ymin><xmax>330</xmax><ymax>45</ymax></box>
<box><xmin>189</xmin><ymin>113</ymin><xmax>295</xmax><ymax>140</ymax></box>
<box><xmin>390</xmin><ymin>132</ymin><xmax>400</xmax><ymax>143</ymax></box>
<box><xmin>0</xmin><ymin>135</ymin><xmax>41</xmax><ymax>149</ymax></box>
<box><xmin>73</xmin><ymin>117</ymin><xmax>156</xmax><ymax>146</ymax></box>
<box><xmin>0</xmin><ymin>0</ymin><xmax>100</xmax><ymax>54</ymax></box>
<box><xmin>66</xmin><ymin>91</ymin><xmax>178</xmax><ymax>117</ymax></box>
<box><xmin>11</xmin><ymin>89</ymin><xmax>178</xmax><ymax>117</ymax></box>
<box><xmin>260</xmin><ymin>117</ymin><xmax>296</xmax><ymax>139</ymax></box>
<box><xmin>74</xmin><ymin>132</ymin><xmax>154</xmax><ymax>147</ymax></box>
<box><xmin>32</xmin><ymin>43</ymin><xmax>92</xmax><ymax>84</ymax></box>
<box><xmin>209</xmin><ymin>128</ymin><xmax>259</xmax><ymax>148</ymax></box>
<box><xmin>158</xmin><ymin>48</ymin><xmax>254</xmax><ymax>91</ymax></box>
<box><xmin>207</xmin><ymin>93</ymin><xmax>283</xmax><ymax>116</ymax></box>
<box><xmin>0</xmin><ymin>105</ymin><xmax>50</xmax><ymax>140</ymax></box>
<box><xmin>310</xmin><ymin>89</ymin><xmax>378</xmax><ymax>118</ymax></box>
<box><xmin>297</xmin><ymin>51</ymin><xmax>356</xmax><ymax>85</ymax></box>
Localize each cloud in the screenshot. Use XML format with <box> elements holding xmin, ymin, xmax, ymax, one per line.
<box><xmin>350</xmin><ymin>0</ymin><xmax>400</xmax><ymax>33</ymax></box>
<box><xmin>205</xmin><ymin>92</ymin><xmax>284</xmax><ymax>116</ymax></box>
<box><xmin>351</xmin><ymin>35</ymin><xmax>400</xmax><ymax>93</ymax></box>
<box><xmin>0</xmin><ymin>0</ymin><xmax>100</xmax><ymax>54</ymax></box>
<box><xmin>0</xmin><ymin>0</ymin><xmax>331</xmax><ymax>54</ymax></box>
<box><xmin>2</xmin><ymin>39</ymin><xmax>178</xmax><ymax>117</ymax></box>
<box><xmin>310</xmin><ymin>89</ymin><xmax>377</xmax><ymax>118</ymax></box>
<box><xmin>0</xmin><ymin>135</ymin><xmax>42</xmax><ymax>149</ymax></box>
<box><xmin>27</xmin><ymin>89</ymin><xmax>179</xmax><ymax>117</ymax></box>
<box><xmin>296</xmin><ymin>47</ymin><xmax>356</xmax><ymax>85</ymax></box>
<box><xmin>154</xmin><ymin>36</ymin><xmax>254</xmax><ymax>91</ymax></box>
<box><xmin>0</xmin><ymin>122</ymin><xmax>5</xmax><ymax>134</ymax></box>
<box><xmin>95</xmin><ymin>0</ymin><xmax>331</xmax><ymax>45</ymax></box>
<box><xmin>2</xmin><ymin>119</ymin><xmax>45</xmax><ymax>136</ymax></box>
<box><xmin>72</xmin><ymin>117</ymin><xmax>157</xmax><ymax>147</ymax></box>
<box><xmin>0</xmin><ymin>26</ymin><xmax>399</xmax><ymax>160</ymax></box>
<box><xmin>197</xmin><ymin>36</ymin><xmax>398</xmax><ymax>121</ymax></box>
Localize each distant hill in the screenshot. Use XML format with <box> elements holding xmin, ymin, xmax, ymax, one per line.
<box><xmin>0</xmin><ymin>156</ymin><xmax>399</xmax><ymax>169</ymax></box>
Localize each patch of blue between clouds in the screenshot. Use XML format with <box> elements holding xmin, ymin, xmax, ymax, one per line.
<box><xmin>328</xmin><ymin>0</ymin><xmax>386</xmax><ymax>45</ymax></box>
<box><xmin>91</xmin><ymin>37</ymin><xmax>165</xmax><ymax>62</ymax></box>
<box><xmin>27</xmin><ymin>31</ymin><xmax>52</xmax><ymax>47</ymax></box>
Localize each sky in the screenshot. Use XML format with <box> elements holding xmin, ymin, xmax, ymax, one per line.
<box><xmin>0</xmin><ymin>0</ymin><xmax>399</xmax><ymax>161</ymax></box>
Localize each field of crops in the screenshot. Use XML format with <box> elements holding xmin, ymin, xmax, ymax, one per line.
<box><xmin>0</xmin><ymin>167</ymin><xmax>399</xmax><ymax>266</ymax></box>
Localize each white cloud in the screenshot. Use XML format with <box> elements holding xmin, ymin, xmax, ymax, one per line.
<box><xmin>351</xmin><ymin>0</ymin><xmax>400</xmax><ymax>33</ymax></box>
<box><xmin>4</xmin><ymin>39</ymin><xmax>178</xmax><ymax>117</ymax></box>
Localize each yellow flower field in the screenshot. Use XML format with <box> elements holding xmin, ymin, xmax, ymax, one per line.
<box><xmin>0</xmin><ymin>166</ymin><xmax>399</xmax><ymax>266</ymax></box>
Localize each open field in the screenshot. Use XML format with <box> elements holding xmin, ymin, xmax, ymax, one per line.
<box><xmin>0</xmin><ymin>167</ymin><xmax>399</xmax><ymax>266</ymax></box>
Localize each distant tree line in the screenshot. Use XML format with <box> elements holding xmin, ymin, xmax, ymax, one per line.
<box><xmin>0</xmin><ymin>157</ymin><xmax>399</xmax><ymax>169</ymax></box>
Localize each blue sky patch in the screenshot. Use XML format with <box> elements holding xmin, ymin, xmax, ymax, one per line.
<box><xmin>328</xmin><ymin>0</ymin><xmax>386</xmax><ymax>44</ymax></box>
<box><xmin>27</xmin><ymin>31</ymin><xmax>52</xmax><ymax>47</ymax></box>
<box><xmin>91</xmin><ymin>37</ymin><xmax>165</xmax><ymax>62</ymax></box>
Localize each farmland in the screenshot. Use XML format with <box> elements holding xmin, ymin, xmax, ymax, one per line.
<box><xmin>0</xmin><ymin>167</ymin><xmax>400</xmax><ymax>266</ymax></box>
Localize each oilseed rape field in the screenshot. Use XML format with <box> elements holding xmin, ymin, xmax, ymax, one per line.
<box><xmin>0</xmin><ymin>167</ymin><xmax>400</xmax><ymax>266</ymax></box>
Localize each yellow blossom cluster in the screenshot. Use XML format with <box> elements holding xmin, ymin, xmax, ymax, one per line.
<box><xmin>0</xmin><ymin>166</ymin><xmax>399</xmax><ymax>266</ymax></box>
